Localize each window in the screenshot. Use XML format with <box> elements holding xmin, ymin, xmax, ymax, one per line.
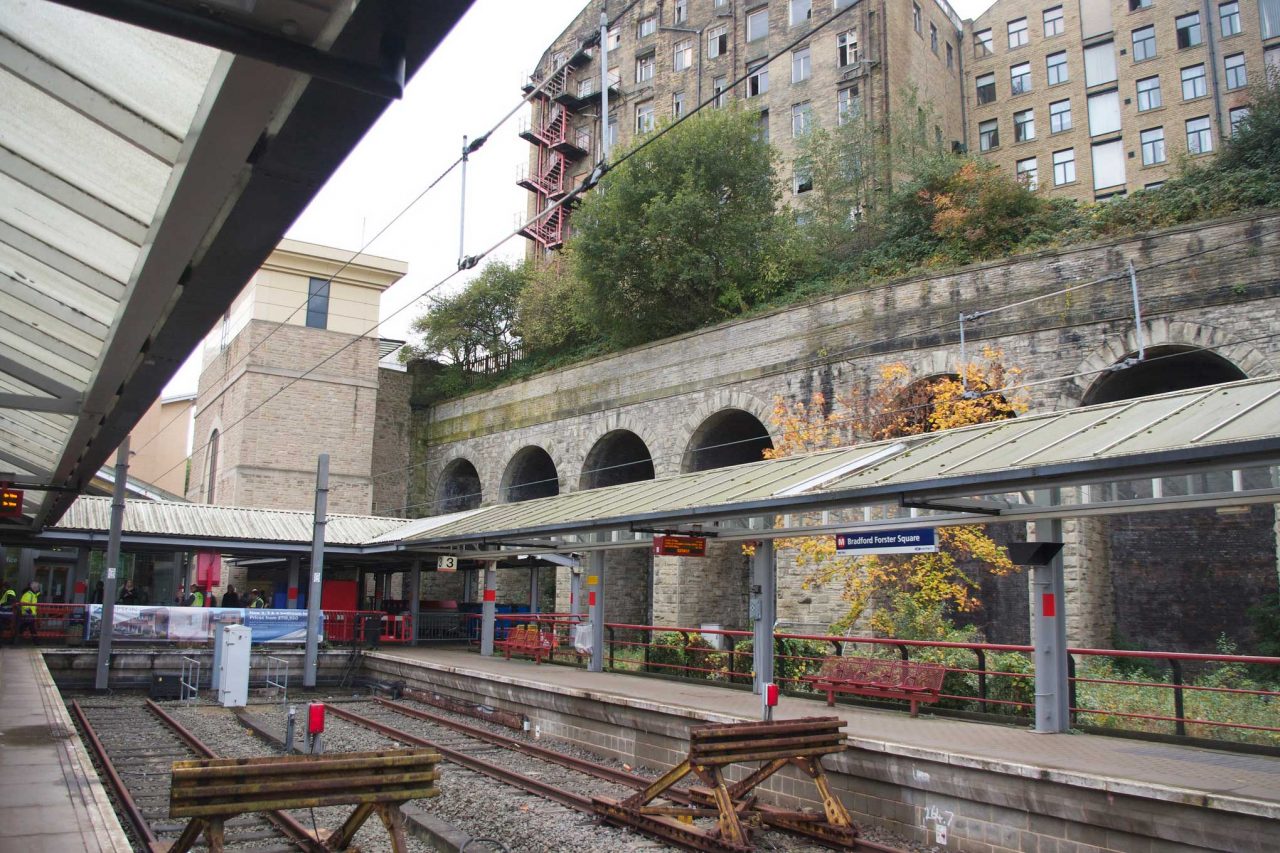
<box><xmin>607</xmin><ymin>28</ymin><xmax>620</xmax><ymax>50</ymax></box>
<box><xmin>975</xmin><ymin>28</ymin><xmax>993</xmax><ymax>56</ymax></box>
<box><xmin>1132</xmin><ymin>26</ymin><xmax>1156</xmax><ymax>62</ymax></box>
<box><xmin>791</xmin><ymin>0</ymin><xmax>812</xmax><ymax>27</ymax></box>
<box><xmin>636</xmin><ymin>102</ymin><xmax>655</xmax><ymax>133</ymax></box>
<box><xmin>1220</xmin><ymin>2</ymin><xmax>1241</xmax><ymax>36</ymax></box>
<box><xmin>792</xmin><ymin>101</ymin><xmax>812</xmax><ymax>136</ymax></box>
<box><xmin>713</xmin><ymin>76</ymin><xmax>728</xmax><ymax>108</ymax></box>
<box><xmin>607</xmin><ymin>116</ymin><xmax>618</xmax><ymax>149</ymax></box>
<box><xmin>673</xmin><ymin>91</ymin><xmax>686</xmax><ymax>118</ymax></box>
<box><xmin>1130</xmin><ymin>0</ymin><xmax>1151</xmax><ymax>9</ymax></box>
<box><xmin>1016</xmin><ymin>157</ymin><xmax>1038</xmax><ymax>188</ymax></box>
<box><xmin>206</xmin><ymin>429</ymin><xmax>219</xmax><ymax>503</ymax></box>
<box><xmin>838</xmin><ymin>86</ymin><xmax>861</xmax><ymax>123</ymax></box>
<box><xmin>1145</xmin><ymin>181</ymin><xmax>1165</xmax><ymax>190</ymax></box>
<box><xmin>748</xmin><ymin>64</ymin><xmax>769</xmax><ymax>96</ymax></box>
<box><xmin>1176</xmin><ymin>13</ymin><xmax>1202</xmax><ymax>49</ymax></box>
<box><xmin>1091</xmin><ymin>140</ymin><xmax>1125</xmax><ymax>189</ymax></box>
<box><xmin>976</xmin><ymin>72</ymin><xmax>996</xmax><ymax>104</ymax></box>
<box><xmin>792</xmin><ymin>47</ymin><xmax>811</xmax><ymax>82</ymax></box>
<box><xmin>1131</xmin><ymin>78</ymin><xmax>1160</xmax><ymax>114</ymax></box>
<box><xmin>1053</xmin><ymin>148</ymin><xmax>1076</xmax><ymax>185</ymax></box>
<box><xmin>946</xmin><ymin>42</ymin><xmax>954</xmax><ymax>69</ymax></box>
<box><xmin>708</xmin><ymin>25</ymin><xmax>728</xmax><ymax>57</ymax></box>
<box><xmin>1140</xmin><ymin>127</ymin><xmax>1166</xmax><ymax>164</ymax></box>
<box><xmin>1264</xmin><ymin>0</ymin><xmax>1280</xmax><ymax>39</ymax></box>
<box><xmin>1008</xmin><ymin>18</ymin><xmax>1029</xmax><ymax>48</ymax></box>
<box><xmin>794</xmin><ymin>169</ymin><xmax>813</xmax><ymax>193</ymax></box>
<box><xmin>930</xmin><ymin>24</ymin><xmax>939</xmax><ymax>54</ymax></box>
<box><xmin>1229</xmin><ymin>106</ymin><xmax>1250</xmax><ymax>134</ymax></box>
<box><xmin>1088</xmin><ymin>90</ymin><xmax>1121</xmax><ymax>135</ymax></box>
<box><xmin>636</xmin><ymin>53</ymin><xmax>655</xmax><ymax>83</ymax></box>
<box><xmin>755</xmin><ymin>109</ymin><xmax>770</xmax><ymax>142</ymax></box>
<box><xmin>747</xmin><ymin>8</ymin><xmax>769</xmax><ymax>41</ymax></box>
<box><xmin>979</xmin><ymin>118</ymin><xmax>1000</xmax><ymax>150</ymax></box>
<box><xmin>1186</xmin><ymin>116</ymin><xmax>1213</xmax><ymax>153</ymax></box>
<box><xmin>913</xmin><ymin>3</ymin><xmax>922</xmax><ymax>34</ymax></box>
<box><xmin>1050</xmin><ymin>98</ymin><xmax>1072</xmax><ymax>132</ymax></box>
<box><xmin>1043</xmin><ymin>6</ymin><xmax>1064</xmax><ymax>37</ymax></box>
<box><xmin>306</xmin><ymin>276</ymin><xmax>329</xmax><ymax>329</ymax></box>
<box><xmin>674</xmin><ymin>39</ymin><xmax>693</xmax><ymax>72</ymax></box>
<box><xmin>1010</xmin><ymin>62</ymin><xmax>1032</xmax><ymax>94</ymax></box>
<box><xmin>838</xmin><ymin>30</ymin><xmax>859</xmax><ymax>65</ymax></box>
<box><xmin>1047</xmin><ymin>51</ymin><xmax>1068</xmax><ymax>85</ymax></box>
<box><xmin>1224</xmin><ymin>53</ymin><xmax>1247</xmax><ymax>90</ymax></box>
<box><xmin>1084</xmin><ymin>42</ymin><xmax>1117</xmax><ymax>86</ymax></box>
<box><xmin>675</xmin><ymin>0</ymin><xmax>688</xmax><ymax>24</ymax></box>
<box><xmin>638</xmin><ymin>15</ymin><xmax>656</xmax><ymax>38</ymax></box>
<box><xmin>1181</xmin><ymin>64</ymin><xmax>1206</xmax><ymax>100</ymax></box>
<box><xmin>1014</xmin><ymin>108</ymin><xmax>1035</xmax><ymax>142</ymax></box>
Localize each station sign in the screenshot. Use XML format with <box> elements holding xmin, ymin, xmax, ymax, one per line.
<box><xmin>834</xmin><ymin>528</ymin><xmax>937</xmax><ymax>556</ymax></box>
<box><xmin>437</xmin><ymin>555</ymin><xmax>458</xmax><ymax>572</ymax></box>
<box><xmin>652</xmin><ymin>534</ymin><xmax>707</xmax><ymax>557</ymax></box>
<box><xmin>0</xmin><ymin>487</ymin><xmax>22</xmax><ymax>517</ymax></box>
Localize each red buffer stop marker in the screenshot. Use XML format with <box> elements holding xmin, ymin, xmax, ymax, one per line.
<box><xmin>308</xmin><ymin>702</ymin><xmax>326</xmax><ymax>735</ymax></box>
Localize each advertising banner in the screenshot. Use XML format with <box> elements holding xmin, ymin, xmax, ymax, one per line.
<box><xmin>85</xmin><ymin>606</ymin><xmax>320</xmax><ymax>644</ymax></box>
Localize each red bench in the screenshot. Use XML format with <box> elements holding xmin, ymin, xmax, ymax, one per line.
<box><xmin>805</xmin><ymin>656</ymin><xmax>946</xmax><ymax>717</ymax></box>
<box><xmin>495</xmin><ymin>624</ymin><xmax>559</xmax><ymax>664</ymax></box>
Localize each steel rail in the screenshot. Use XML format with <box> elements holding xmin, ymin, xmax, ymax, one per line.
<box><xmin>143</xmin><ymin>700</ymin><xmax>326</xmax><ymax>853</ymax></box>
<box><xmin>70</xmin><ymin>700</ymin><xmax>159</xmax><ymax>849</ymax></box>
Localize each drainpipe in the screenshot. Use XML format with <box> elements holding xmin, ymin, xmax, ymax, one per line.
<box><xmin>1201</xmin><ymin>0</ymin><xmax>1226</xmax><ymax>142</ymax></box>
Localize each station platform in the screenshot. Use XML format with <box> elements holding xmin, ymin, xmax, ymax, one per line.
<box><xmin>0</xmin><ymin>646</ymin><xmax>130</xmax><ymax>853</ymax></box>
<box><xmin>368</xmin><ymin>646</ymin><xmax>1279</xmax><ymax>850</ymax></box>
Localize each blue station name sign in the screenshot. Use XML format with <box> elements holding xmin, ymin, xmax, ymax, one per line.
<box><xmin>835</xmin><ymin>528</ymin><xmax>938</xmax><ymax>556</ymax></box>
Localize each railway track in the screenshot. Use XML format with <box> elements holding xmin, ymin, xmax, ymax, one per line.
<box><xmin>71</xmin><ymin>699</ymin><xmax>323</xmax><ymax>853</ymax></box>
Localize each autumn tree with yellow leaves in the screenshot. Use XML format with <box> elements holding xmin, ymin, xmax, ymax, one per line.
<box><xmin>767</xmin><ymin>348</ymin><xmax>1027</xmax><ymax>637</ymax></box>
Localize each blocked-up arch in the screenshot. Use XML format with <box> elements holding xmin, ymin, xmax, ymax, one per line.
<box><xmin>436</xmin><ymin>458</ymin><xmax>482</xmax><ymax>513</ymax></box>
<box><xmin>501</xmin><ymin>445</ymin><xmax>560</xmax><ymax>503</ymax></box>
<box><xmin>682</xmin><ymin>408</ymin><xmax>774</xmax><ymax>472</ymax></box>
<box><xmin>580</xmin><ymin>430</ymin><xmax>655</xmax><ymax>490</ymax></box>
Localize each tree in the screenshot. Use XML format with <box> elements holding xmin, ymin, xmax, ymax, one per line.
<box><xmin>766</xmin><ymin>348</ymin><xmax>1027</xmax><ymax>636</ymax></box>
<box><xmin>516</xmin><ymin>248</ymin><xmax>597</xmax><ymax>357</ymax></box>
<box><xmin>406</xmin><ymin>260</ymin><xmax>525</xmax><ymax>366</ymax></box>
<box><xmin>569</xmin><ymin>108</ymin><xmax>782</xmax><ymax>348</ymax></box>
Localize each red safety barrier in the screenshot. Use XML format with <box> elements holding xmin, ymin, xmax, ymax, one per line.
<box><xmin>0</xmin><ymin>602</ymin><xmax>88</xmax><ymax>642</ymax></box>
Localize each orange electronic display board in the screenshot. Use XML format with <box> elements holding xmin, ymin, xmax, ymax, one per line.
<box><xmin>0</xmin><ymin>488</ymin><xmax>22</xmax><ymax>518</ymax></box>
<box><xmin>652</xmin><ymin>534</ymin><xmax>707</xmax><ymax>557</ymax></box>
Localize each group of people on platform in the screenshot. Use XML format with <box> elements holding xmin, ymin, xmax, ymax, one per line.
<box><xmin>0</xmin><ymin>578</ymin><xmax>42</xmax><ymax>644</ymax></box>
<box><xmin>174</xmin><ymin>583</ymin><xmax>265</xmax><ymax>609</ymax></box>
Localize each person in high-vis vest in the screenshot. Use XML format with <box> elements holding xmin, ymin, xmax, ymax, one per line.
<box><xmin>248</xmin><ymin>589</ymin><xmax>266</xmax><ymax>609</ymax></box>
<box><xmin>0</xmin><ymin>579</ymin><xmax>16</xmax><ymax>642</ymax></box>
<box><xmin>17</xmin><ymin>581</ymin><xmax>40</xmax><ymax>643</ymax></box>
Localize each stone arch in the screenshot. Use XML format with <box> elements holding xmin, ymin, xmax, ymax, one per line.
<box><xmin>580</xmin><ymin>429</ymin><xmax>656</xmax><ymax>490</ymax></box>
<box><xmin>681</xmin><ymin>400</ymin><xmax>774</xmax><ymax>473</ymax></box>
<box><xmin>435</xmin><ymin>457</ymin><xmax>483</xmax><ymax>514</ymax></box>
<box><xmin>501</xmin><ymin>445</ymin><xmax>561</xmax><ymax>503</ymax></box>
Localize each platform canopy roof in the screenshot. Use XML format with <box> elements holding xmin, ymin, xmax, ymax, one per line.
<box><xmin>23</xmin><ymin>376</ymin><xmax>1280</xmax><ymax>560</ymax></box>
<box><xmin>0</xmin><ymin>0</ymin><xmax>473</xmax><ymax>532</ymax></box>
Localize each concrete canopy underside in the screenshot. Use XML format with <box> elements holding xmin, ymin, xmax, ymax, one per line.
<box><xmin>0</xmin><ymin>0</ymin><xmax>473</xmax><ymax>531</ymax></box>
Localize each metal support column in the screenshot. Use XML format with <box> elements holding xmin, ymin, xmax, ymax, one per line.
<box><xmin>1033</xmin><ymin>489</ymin><xmax>1070</xmax><ymax>733</ymax></box>
<box><xmin>286</xmin><ymin>556</ymin><xmax>300</xmax><ymax>609</ymax></box>
<box><xmin>72</xmin><ymin>547</ymin><xmax>89</xmax><ymax>603</ymax></box>
<box><xmin>751</xmin><ymin>538</ymin><xmax>776</xmax><ymax>696</ymax></box>
<box><xmin>528</xmin><ymin>564</ymin><xmax>540</xmax><ymax>614</ymax></box>
<box><xmin>569</xmin><ymin>568</ymin><xmax>582</xmax><ymax>617</ymax></box>
<box><xmin>480</xmin><ymin>562</ymin><xmax>497</xmax><ymax>656</ymax></box>
<box><xmin>94</xmin><ymin>437</ymin><xmax>130</xmax><ymax>690</ymax></box>
<box><xmin>303</xmin><ymin>454</ymin><xmax>328</xmax><ymax>689</ymax></box>
<box><xmin>409</xmin><ymin>558</ymin><xmax>422</xmax><ymax>647</ymax></box>
<box><xmin>588</xmin><ymin>549</ymin><xmax>606</xmax><ymax>673</ymax></box>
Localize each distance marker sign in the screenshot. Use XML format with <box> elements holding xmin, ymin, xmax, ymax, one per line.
<box><xmin>835</xmin><ymin>528</ymin><xmax>937</xmax><ymax>556</ymax></box>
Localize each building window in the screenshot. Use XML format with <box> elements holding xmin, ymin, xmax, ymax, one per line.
<box><xmin>1014</xmin><ymin>108</ymin><xmax>1035</xmax><ymax>142</ymax></box>
<box><xmin>638</xmin><ymin>15</ymin><xmax>656</xmax><ymax>38</ymax></box>
<box><xmin>1084</xmin><ymin>41</ymin><xmax>1117</xmax><ymax>86</ymax></box>
<box><xmin>713</xmin><ymin>76</ymin><xmax>728</xmax><ymax>107</ymax></box>
<box><xmin>1088</xmin><ymin>89</ymin><xmax>1121</xmax><ymax>135</ymax></box>
<box><xmin>636</xmin><ymin>102</ymin><xmax>655</xmax><ymax>133</ymax></box>
<box><xmin>206</xmin><ymin>429</ymin><xmax>219</xmax><ymax>503</ymax></box>
<box><xmin>1224</xmin><ymin>53</ymin><xmax>1247</xmax><ymax>90</ymax></box>
<box><xmin>1176</xmin><ymin>13</ymin><xmax>1202</xmax><ymax>49</ymax></box>
<box><xmin>1186</xmin><ymin>115</ymin><xmax>1213</xmax><ymax>153</ymax></box>
<box><xmin>794</xmin><ymin>169</ymin><xmax>813</xmax><ymax>193</ymax></box>
<box><xmin>1050</xmin><ymin>98</ymin><xmax>1072</xmax><ymax>132</ymax></box>
<box><xmin>673</xmin><ymin>91</ymin><xmax>686</xmax><ymax>118</ymax></box>
<box><xmin>792</xmin><ymin>47</ymin><xmax>811</xmax><ymax>82</ymax></box>
<box><xmin>946</xmin><ymin>42</ymin><xmax>954</xmax><ymax>69</ymax></box>
<box><xmin>976</xmin><ymin>72</ymin><xmax>996</xmax><ymax>104</ymax></box>
<box><xmin>675</xmin><ymin>0</ymin><xmax>688</xmax><ymax>24</ymax></box>
<box><xmin>792</xmin><ymin>101</ymin><xmax>812</xmax><ymax>136</ymax></box>
<box><xmin>1140</xmin><ymin>127</ymin><xmax>1166</xmax><ymax>164</ymax></box>
<box><xmin>1047</xmin><ymin>51</ymin><xmax>1068</xmax><ymax>85</ymax></box>
<box><xmin>979</xmin><ymin>118</ymin><xmax>1000</xmax><ymax>151</ymax></box>
<box><xmin>1263</xmin><ymin>0</ymin><xmax>1280</xmax><ymax>39</ymax></box>
<box><xmin>708</xmin><ymin>25</ymin><xmax>728</xmax><ymax>57</ymax></box>
<box><xmin>674</xmin><ymin>39</ymin><xmax>693</xmax><ymax>72</ymax></box>
<box><xmin>1220</xmin><ymin>2</ymin><xmax>1241</xmax><ymax>36</ymax></box>
<box><xmin>1132</xmin><ymin>26</ymin><xmax>1156</xmax><ymax>62</ymax></box>
<box><xmin>1016</xmin><ymin>157</ymin><xmax>1038</xmax><ymax>188</ymax></box>
<box><xmin>636</xmin><ymin>53</ymin><xmax>655</xmax><ymax>83</ymax></box>
<box><xmin>1145</xmin><ymin>181</ymin><xmax>1165</xmax><ymax>190</ymax></box>
<box><xmin>748</xmin><ymin>64</ymin><xmax>769</xmax><ymax>96</ymax></box>
<box><xmin>607</xmin><ymin>28</ymin><xmax>620</xmax><ymax>49</ymax></box>
<box><xmin>607</xmin><ymin>116</ymin><xmax>618</xmax><ymax>148</ymax></box>
<box><xmin>1229</xmin><ymin>106</ymin><xmax>1250</xmax><ymax>134</ymax></box>
<box><xmin>930</xmin><ymin>24</ymin><xmax>939</xmax><ymax>54</ymax></box>
<box><xmin>913</xmin><ymin>3</ymin><xmax>922</xmax><ymax>34</ymax></box>
<box><xmin>1043</xmin><ymin>6</ymin><xmax>1064</xmax><ymax>38</ymax></box>
<box><xmin>1130</xmin><ymin>0</ymin><xmax>1151</xmax><ymax>9</ymax></box>
<box><xmin>791</xmin><ymin>0</ymin><xmax>812</xmax><ymax>27</ymax></box>
<box><xmin>838</xmin><ymin>30</ymin><xmax>859</xmax><ymax>65</ymax></box>
<box><xmin>1053</xmin><ymin>149</ymin><xmax>1076</xmax><ymax>185</ymax></box>
<box><xmin>1181</xmin><ymin>64</ymin><xmax>1207</xmax><ymax>99</ymax></box>
<box><xmin>306</xmin><ymin>276</ymin><xmax>329</xmax><ymax>329</ymax></box>
<box><xmin>1008</xmin><ymin>18</ymin><xmax>1029</xmax><ymax>49</ymax></box>
<box><xmin>1136</xmin><ymin>76</ymin><xmax>1162</xmax><ymax>111</ymax></box>
<box><xmin>757</xmin><ymin>109</ymin><xmax>770</xmax><ymax>142</ymax></box>
<box><xmin>747</xmin><ymin>8</ymin><xmax>769</xmax><ymax>42</ymax></box>
<box><xmin>1010</xmin><ymin>62</ymin><xmax>1032</xmax><ymax>94</ymax></box>
<box><xmin>838</xmin><ymin>85</ymin><xmax>861</xmax><ymax>123</ymax></box>
<box><xmin>975</xmin><ymin>28</ymin><xmax>993</xmax><ymax>56</ymax></box>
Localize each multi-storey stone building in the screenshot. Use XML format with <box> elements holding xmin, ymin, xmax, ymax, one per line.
<box><xmin>519</xmin><ymin>0</ymin><xmax>968</xmax><ymax>254</ymax></box>
<box><xmin>965</xmin><ymin>0</ymin><xmax>1278</xmax><ymax>201</ymax></box>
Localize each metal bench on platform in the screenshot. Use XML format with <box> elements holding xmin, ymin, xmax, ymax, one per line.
<box><xmin>495</xmin><ymin>623</ymin><xmax>559</xmax><ymax>664</ymax></box>
<box><xmin>806</xmin><ymin>656</ymin><xmax>945</xmax><ymax>717</ymax></box>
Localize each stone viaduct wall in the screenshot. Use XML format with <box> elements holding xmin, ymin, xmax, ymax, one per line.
<box><xmin>405</xmin><ymin>211</ymin><xmax>1280</xmax><ymax>649</ymax></box>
